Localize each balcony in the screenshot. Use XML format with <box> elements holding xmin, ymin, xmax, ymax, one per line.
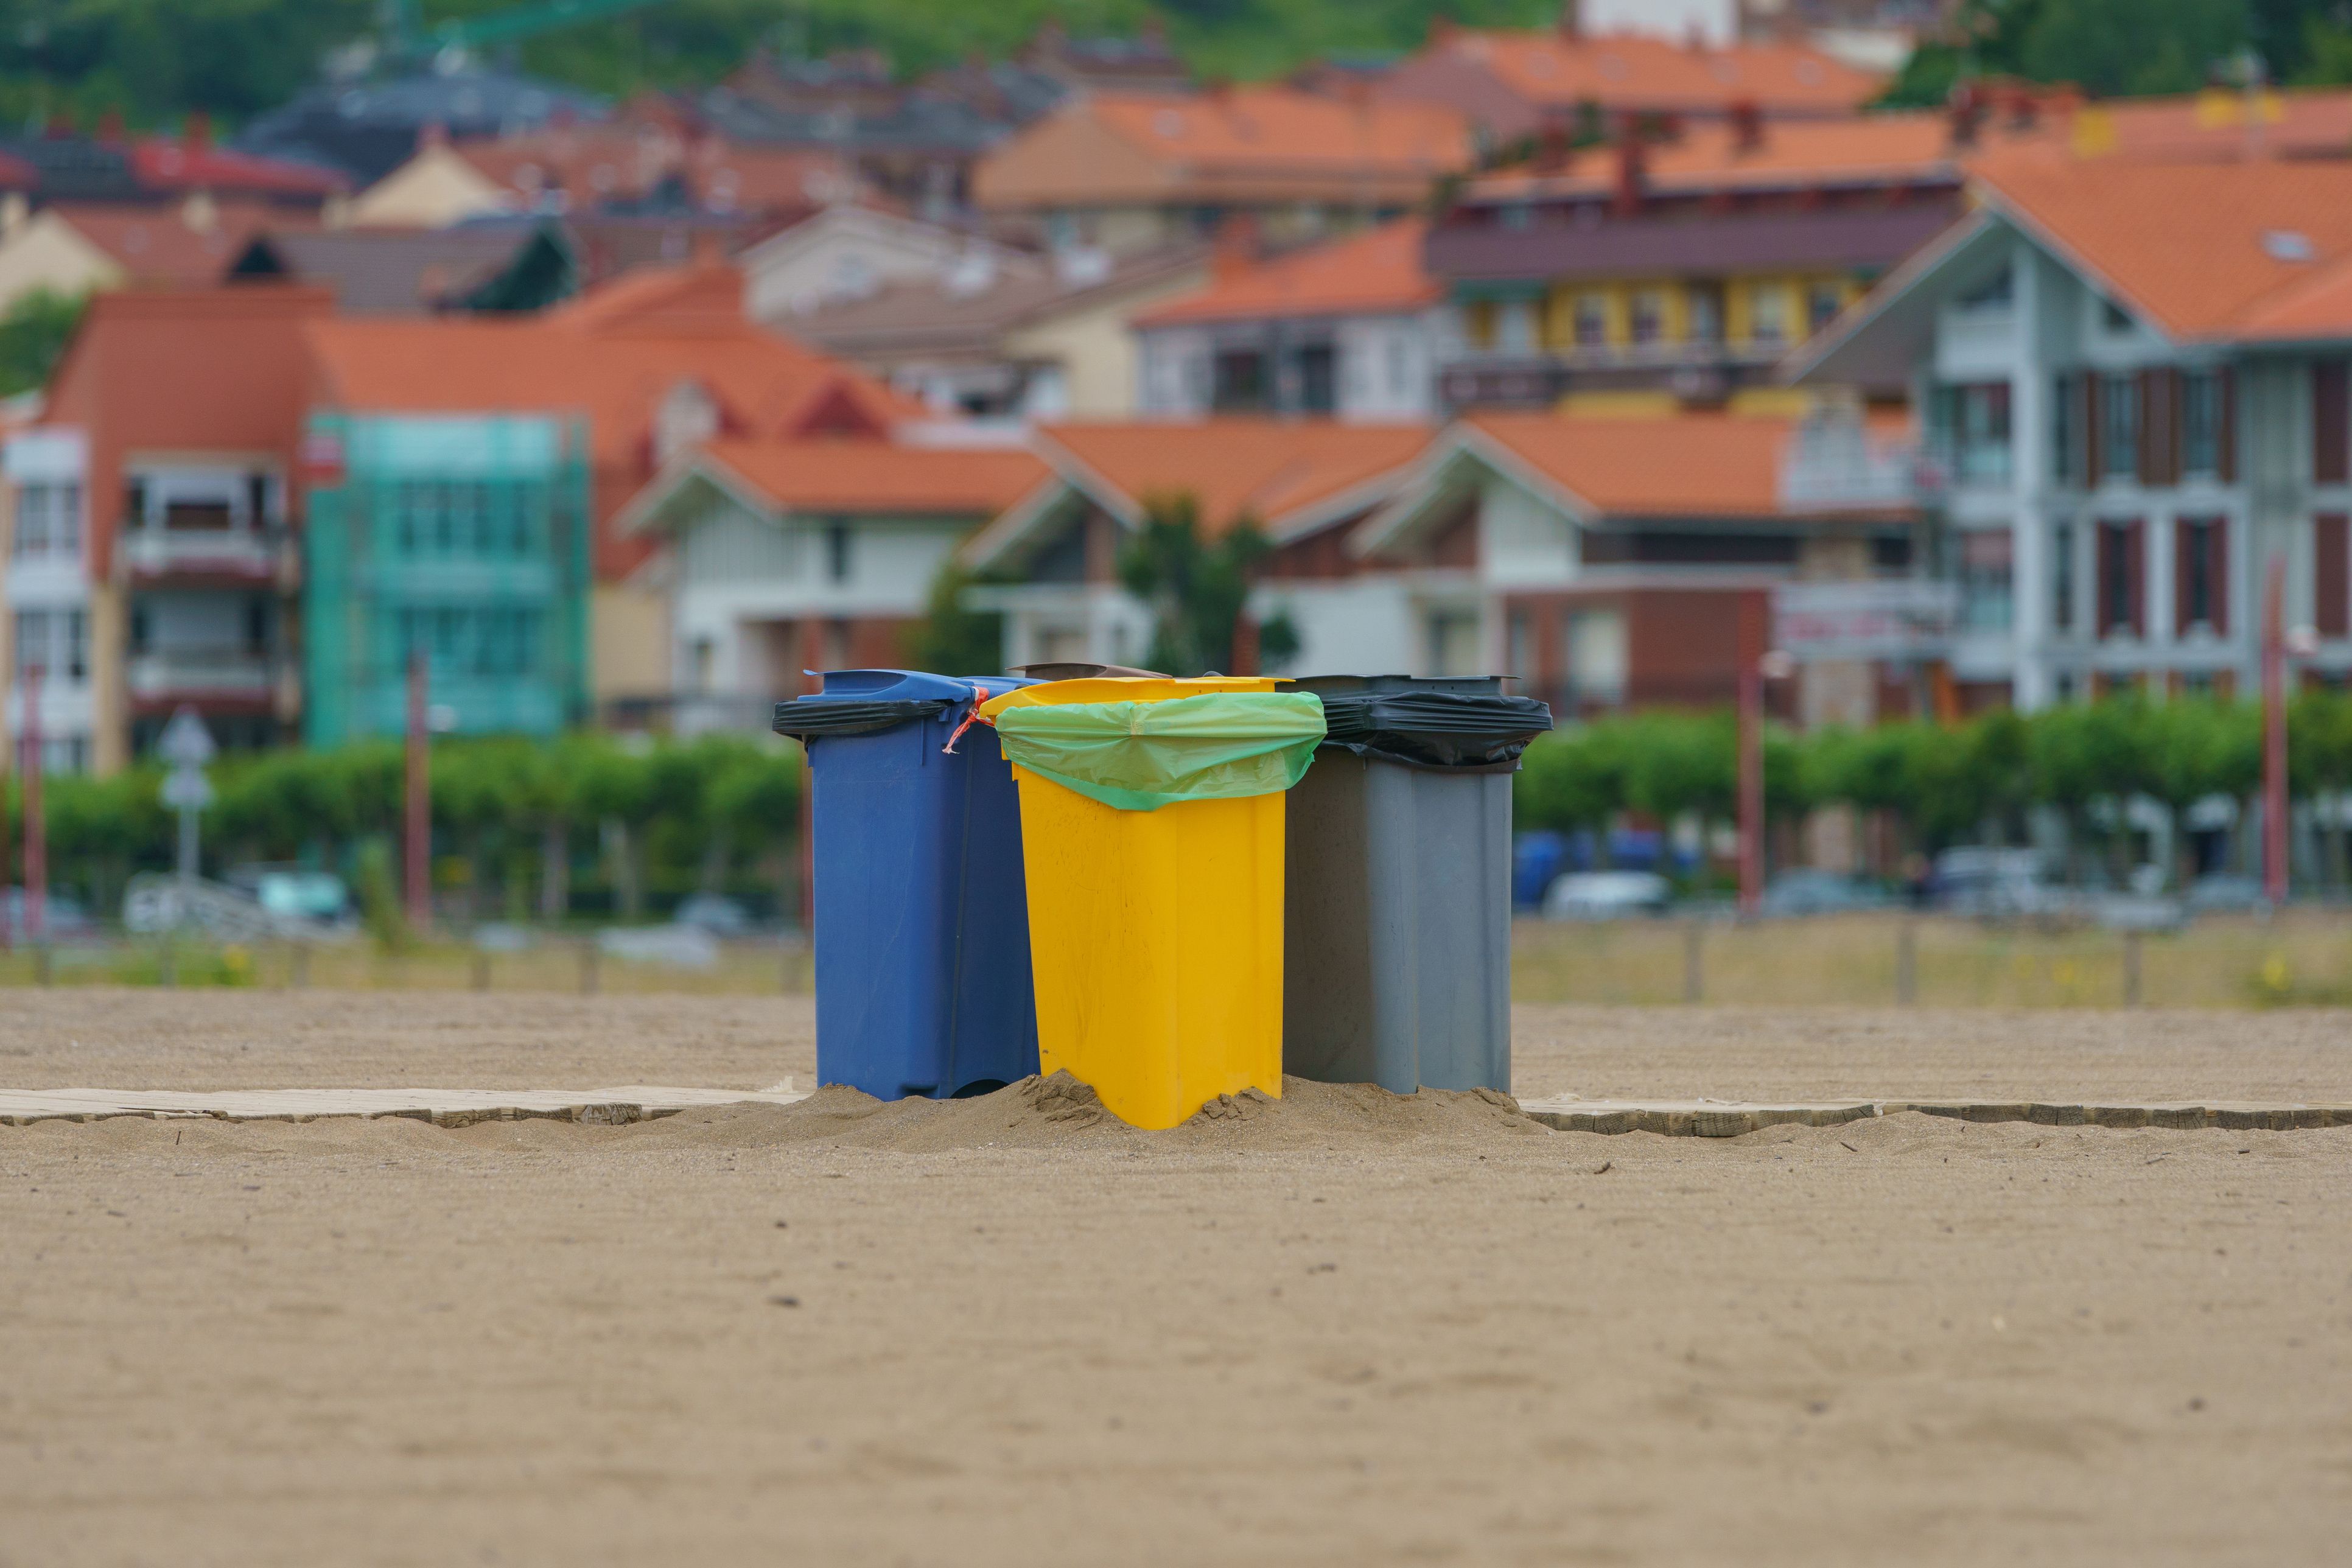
<box><xmin>121</xmin><ymin>526</ymin><xmax>285</xmax><ymax>585</ymax></box>
<box><xmin>1438</xmin><ymin>341</ymin><xmax>1783</xmax><ymax>410</ymax></box>
<box><xmin>1780</xmin><ymin>419</ymin><xmax>1935</xmax><ymax>513</ymax></box>
<box><xmin>127</xmin><ymin>647</ymin><xmax>277</xmax><ymax>710</ymax></box>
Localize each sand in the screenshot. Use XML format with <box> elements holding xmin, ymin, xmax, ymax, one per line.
<box><xmin>3</xmin><ymin>992</ymin><xmax>2351</xmax><ymax>1564</ymax></box>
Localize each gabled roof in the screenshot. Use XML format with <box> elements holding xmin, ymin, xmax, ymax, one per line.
<box><xmin>35</xmin><ymin>202</ymin><xmax>297</xmax><ymax>287</ymax></box>
<box><xmin>1460</xmin><ymin>111</ymin><xmax>1976</xmax><ymax>203</ymax></box>
<box><xmin>628</xmin><ymin>437</ymin><xmax>1047</xmax><ymax>528</ymax></box>
<box><xmin>228</xmin><ymin>225</ymin><xmax>556</xmax><ymax>313</ymax></box>
<box><xmin>450</xmin><ymin>125</ymin><xmax>856</xmax><ymax>215</ymax></box>
<box><xmin>1354</xmin><ymin>407</ymin><xmax>1907</xmax><ymax>558</ymax></box>
<box><xmin>789</xmin><ymin>244</ymin><xmax>1203</xmax><ymax>357</ymax></box>
<box><xmin>130</xmin><ymin>135</ymin><xmax>348</xmax><ymax>198</ymax></box>
<box><xmin>964</xmin><ymin>417</ymin><xmax>1433</xmax><ymax>569</ymax></box>
<box><xmin>976</xmin><ymin>87</ymin><xmax>1468</xmax><ymax>209</ymax></box>
<box><xmin>1134</xmin><ymin>219</ymin><xmax>1438</xmax><ymax>327</ymax></box>
<box><xmin>1404</xmin><ymin>29</ymin><xmax>1885</xmax><ymax>117</ymax></box>
<box><xmin>1793</xmin><ymin>146</ymin><xmax>2352</xmax><ymax>380</ymax></box>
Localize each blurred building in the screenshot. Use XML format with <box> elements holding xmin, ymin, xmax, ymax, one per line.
<box><xmin>1425</xmin><ymin>108</ymin><xmax>1984</xmax><ymax>410</ymax></box>
<box><xmin>740</xmin><ymin>206</ymin><xmax>1037</xmax><ymax>323</ymax></box>
<box><xmin>0</xmin><ymin>200</ymin><xmax>300</xmax><ymax>317</ymax></box>
<box><xmin>1377</xmin><ymin>17</ymin><xmax>1887</xmax><ymax>143</ymax></box>
<box><xmin>973</xmin><ymin>86</ymin><xmax>1470</xmax><ymax>257</ymax></box>
<box><xmin>959</xmin><ymin>421</ymin><xmax>1433</xmax><ymax>672</ymax></box>
<box><xmin>786</xmin><ymin>245</ymin><xmax>1208</xmax><ymax>420</ymax></box>
<box><xmin>233</xmin><ymin>66</ymin><xmax>608</xmax><ymax>188</ymax></box>
<box><xmin>226</xmin><ymin>223</ymin><xmax>578</xmax><ymax>315</ymax></box>
<box><xmin>2</xmin><ymin>287</ymin><xmax>333</xmax><ymax>772</ymax></box>
<box><xmin>1794</xmin><ymin>146</ymin><xmax>2352</xmax><ymax>711</ymax></box>
<box><xmin>1133</xmin><ymin>219</ymin><xmax>1443</xmax><ymax>421</ymax></box>
<box><xmin>614</xmin><ymin>437</ymin><xmax>1046</xmax><ymax>727</ymax></box>
<box><xmin>1356</xmin><ymin>407</ymin><xmax>1917</xmax><ymax>719</ymax></box>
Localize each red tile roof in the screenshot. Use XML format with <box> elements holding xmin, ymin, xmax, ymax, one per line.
<box><xmin>455</xmin><ymin>127</ymin><xmax>852</xmax><ymax>214</ymax></box>
<box><xmin>696</xmin><ymin>437</ymin><xmax>1046</xmax><ymax>515</ymax></box>
<box><xmin>1134</xmin><ymin>220</ymin><xmax>1438</xmax><ymax>327</ymax></box>
<box><xmin>1419</xmin><ymin>29</ymin><xmax>1884</xmax><ymax>117</ymax></box>
<box><xmin>1464</xmin><ymin>111</ymin><xmax>1976</xmax><ymax>202</ymax></box>
<box><xmin>47</xmin><ymin>201</ymin><xmax>302</xmax><ymax>287</ymax></box>
<box><xmin>130</xmin><ymin>138</ymin><xmax>348</xmax><ymax>197</ymax></box>
<box><xmin>1969</xmin><ymin>149</ymin><xmax>2352</xmax><ymax>340</ymax></box>
<box><xmin>1462</xmin><ymin>408</ymin><xmax>1904</xmax><ymax>520</ymax></box>
<box><xmin>1036</xmin><ymin>418</ymin><xmax>1433</xmax><ymax>536</ymax></box>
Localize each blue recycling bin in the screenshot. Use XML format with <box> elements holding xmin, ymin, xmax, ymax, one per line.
<box><xmin>773</xmin><ymin>670</ymin><xmax>1039</xmax><ymax>1099</ymax></box>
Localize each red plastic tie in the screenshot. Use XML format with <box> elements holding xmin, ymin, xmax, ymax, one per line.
<box><xmin>942</xmin><ymin>683</ymin><xmax>996</xmax><ymax>754</ymax></box>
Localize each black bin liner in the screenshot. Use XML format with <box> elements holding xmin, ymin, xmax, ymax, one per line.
<box><xmin>772</xmin><ymin>698</ymin><xmax>953</xmax><ymax>740</ymax></box>
<box><xmin>1314</xmin><ymin>689</ymin><xmax>1555</xmax><ymax>772</ymax></box>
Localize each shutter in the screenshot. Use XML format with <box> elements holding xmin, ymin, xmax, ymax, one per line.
<box><xmin>2207</xmin><ymin>518</ymin><xmax>2228</xmax><ymax>637</ymax></box>
<box><xmin>2317</xmin><ymin>513</ymin><xmax>2350</xmax><ymax>639</ymax></box>
<box><xmin>2098</xmin><ymin>522</ymin><xmax>2121</xmax><ymax>635</ymax></box>
<box><xmin>2126</xmin><ymin>520</ymin><xmax>2146</xmax><ymax>635</ymax></box>
<box><xmin>2137</xmin><ymin>369</ymin><xmax>2163</xmax><ymax>486</ymax></box>
<box><xmin>2167</xmin><ymin>368</ymin><xmax>2186</xmax><ymax>485</ymax></box>
<box><xmin>2173</xmin><ymin>517</ymin><xmax>2194</xmax><ymax>634</ymax></box>
<box><xmin>2217</xmin><ymin>366</ymin><xmax>2238</xmax><ymax>483</ymax></box>
<box><xmin>2082</xmin><ymin>374</ymin><xmax>2102</xmax><ymax>484</ymax></box>
<box><xmin>2315</xmin><ymin>359</ymin><xmax>2350</xmax><ymax>484</ymax></box>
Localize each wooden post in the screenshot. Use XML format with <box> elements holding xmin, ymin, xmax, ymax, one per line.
<box><xmin>291</xmin><ymin>942</ymin><xmax>310</xmax><ymax>990</ymax></box>
<box><xmin>1682</xmin><ymin>919</ymin><xmax>1703</xmax><ymax>1004</ymax></box>
<box><xmin>579</xmin><ymin>937</ymin><xmax>599</xmax><ymax>996</ymax></box>
<box><xmin>21</xmin><ymin>663</ymin><xmax>43</xmax><ymax>947</ymax></box>
<box><xmin>1896</xmin><ymin>917</ymin><xmax>1917</xmax><ymax>1006</ymax></box>
<box><xmin>1735</xmin><ymin>593</ymin><xmax>1766</xmax><ymax>917</ymax></box>
<box><xmin>33</xmin><ymin>942</ymin><xmax>51</xmax><ymax>986</ymax></box>
<box><xmin>2123</xmin><ymin>928</ymin><xmax>2143</xmax><ymax>1008</ymax></box>
<box><xmin>405</xmin><ymin>652</ymin><xmax>431</xmax><ymax>932</ymax></box>
<box><xmin>471</xmin><ymin>946</ymin><xmax>491</xmax><ymax>993</ymax></box>
<box><xmin>158</xmin><ymin>942</ymin><xmax>176</xmax><ymax>989</ymax></box>
<box><xmin>2261</xmin><ymin>555</ymin><xmax>2289</xmax><ymax>906</ymax></box>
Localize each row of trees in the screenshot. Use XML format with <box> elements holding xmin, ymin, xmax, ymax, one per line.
<box><xmin>1</xmin><ymin>732</ymin><xmax>802</xmax><ymax>927</ymax></box>
<box><xmin>1514</xmin><ymin>690</ymin><xmax>2352</xmax><ymax>889</ymax></box>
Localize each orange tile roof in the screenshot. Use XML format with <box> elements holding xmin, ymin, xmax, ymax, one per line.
<box><xmin>978</xmin><ymin>87</ymin><xmax>1469</xmax><ymax>209</ymax></box>
<box><xmin>1968</xmin><ymin>149</ymin><xmax>2352</xmax><ymax>340</ymax></box>
<box><xmin>1433</xmin><ymin>29</ymin><xmax>1884</xmax><ymax>116</ymax></box>
<box><xmin>1037</xmin><ymin>418</ymin><xmax>1433</xmax><ymax>534</ymax></box>
<box><xmin>456</xmin><ymin>128</ymin><xmax>851</xmax><ymax>214</ymax></box>
<box><xmin>1465</xmin><ymin>409</ymin><xmax>1866</xmax><ymax>519</ymax></box>
<box><xmin>1464</xmin><ymin>111</ymin><xmax>1978</xmax><ymax>201</ymax></box>
<box><xmin>698</xmin><ymin>437</ymin><xmax>1047</xmax><ymax>515</ymax></box>
<box><xmin>1133</xmin><ymin>219</ymin><xmax>1438</xmax><ymax>327</ymax></box>
<box><xmin>50</xmin><ymin>201</ymin><xmax>301</xmax><ymax>287</ymax></box>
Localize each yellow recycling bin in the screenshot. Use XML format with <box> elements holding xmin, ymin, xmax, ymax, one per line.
<box><xmin>976</xmin><ymin>677</ymin><xmax>1317</xmax><ymax>1130</ymax></box>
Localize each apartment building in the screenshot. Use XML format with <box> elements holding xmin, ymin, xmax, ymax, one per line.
<box><xmin>1426</xmin><ymin>110</ymin><xmax>1983</xmax><ymax>409</ymax></box>
<box><xmin>1791</xmin><ymin>147</ymin><xmax>2352</xmax><ymax>709</ymax></box>
<box><xmin>974</xmin><ymin>86</ymin><xmax>1470</xmax><ymax>257</ymax></box>
<box><xmin>1133</xmin><ymin>220</ymin><xmax>1443</xmax><ymax>421</ymax></box>
<box><xmin>2</xmin><ymin>287</ymin><xmax>330</xmax><ymax>774</ymax></box>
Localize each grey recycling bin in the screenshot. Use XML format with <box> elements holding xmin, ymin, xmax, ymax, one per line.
<box><xmin>1283</xmin><ymin>675</ymin><xmax>1554</xmax><ymax>1096</ymax></box>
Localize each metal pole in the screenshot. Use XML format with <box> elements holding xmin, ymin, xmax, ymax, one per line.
<box><xmin>21</xmin><ymin>663</ymin><xmax>42</xmax><ymax>945</ymax></box>
<box><xmin>1736</xmin><ymin>592</ymin><xmax>1765</xmax><ymax>916</ymax></box>
<box><xmin>2261</xmin><ymin>556</ymin><xmax>2289</xmax><ymax>906</ymax></box>
<box><xmin>405</xmin><ymin>652</ymin><xmax>430</xmax><ymax>931</ymax></box>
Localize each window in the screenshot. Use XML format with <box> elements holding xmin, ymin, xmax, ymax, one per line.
<box><xmin>1384</xmin><ymin>332</ymin><xmax>1409</xmax><ymax>396</ymax></box>
<box><xmin>1629</xmin><ymin>290</ymin><xmax>1664</xmax><ymax>345</ymax></box>
<box><xmin>1931</xmin><ymin>380</ymin><xmax>2011</xmax><ymax>485</ymax></box>
<box><xmin>1426</xmin><ymin>609</ymin><xmax>1482</xmax><ymax>677</ymax></box>
<box><xmin>2101</xmin><ymin>374</ymin><xmax>2138</xmax><ymax>479</ymax></box>
<box><xmin>1685</xmin><ymin>284</ymin><xmax>1723</xmax><ymax>344</ymax></box>
<box><xmin>1463</xmin><ymin>300</ymin><xmax>1496</xmax><ymax>351</ymax></box>
<box><xmin>2053</xmin><ymin>521</ymin><xmax>2075</xmax><ymax>634</ymax></box>
<box><xmin>65</xmin><ymin>609</ymin><xmax>86</xmax><ymax>681</ymax></box>
<box><xmin>825</xmin><ymin>523</ymin><xmax>852</xmax><ymax>584</ymax></box>
<box><xmin>243</xmin><ymin>598</ymin><xmax>268</xmax><ymax>655</ymax></box>
<box><xmin>2102</xmin><ymin>296</ymin><xmax>2135</xmax><ymax>332</ymax></box>
<box><xmin>13</xmin><ymin>483</ymin><xmax>47</xmax><ymax>555</ymax></box>
<box><xmin>247</xmin><ymin>474</ymin><xmax>270</xmax><ymax>528</ymax></box>
<box><xmin>1958</xmin><ymin>528</ymin><xmax>2014</xmax><ymax>633</ymax></box>
<box><xmin>1806</xmin><ymin>281</ymin><xmax>1844</xmax><ymax>334</ymax></box>
<box><xmin>2177</xmin><ymin>517</ymin><xmax>2227</xmax><ymax>634</ymax></box>
<box><xmin>164</xmin><ymin>499</ymin><xmax>232</xmax><ymax>532</ymax></box>
<box><xmin>2051</xmin><ymin>374</ymin><xmax>2074</xmax><ymax>483</ymax></box>
<box><xmin>1212</xmin><ymin>348</ymin><xmax>1268</xmax><ymax>411</ymax></box>
<box><xmin>1955</xmin><ymin>265</ymin><xmax>2012</xmax><ymax>312</ymax></box>
<box><xmin>1749</xmin><ymin>282</ymin><xmax>1787</xmax><ymax>346</ymax></box>
<box><xmin>129</xmin><ymin>604</ymin><xmax>150</xmax><ymax>656</ymax></box>
<box><xmin>1294</xmin><ymin>343</ymin><xmax>1337</xmax><ymax>413</ymax></box>
<box><xmin>1497</xmin><ymin>299</ymin><xmax>1537</xmax><ymax>354</ymax></box>
<box><xmin>57</xmin><ymin>483</ymin><xmax>79</xmax><ymax>552</ymax></box>
<box><xmin>2098</xmin><ymin>520</ymin><xmax>2143</xmax><ymax>636</ymax></box>
<box><xmin>1573</xmin><ymin>293</ymin><xmax>1608</xmax><ymax>348</ymax></box>
<box><xmin>1507</xmin><ymin>609</ymin><xmax>1533</xmax><ymax>684</ymax></box>
<box><xmin>1563</xmin><ymin>607</ymin><xmax>1627</xmax><ymax>706</ymax></box>
<box><xmin>14</xmin><ymin>607</ymin><xmax>47</xmax><ymax>675</ymax></box>
<box><xmin>2182</xmin><ymin>371</ymin><xmax>2222</xmax><ymax>478</ymax></box>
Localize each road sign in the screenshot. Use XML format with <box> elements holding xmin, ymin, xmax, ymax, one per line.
<box><xmin>158</xmin><ymin>707</ymin><xmax>216</xmax><ymax>768</ymax></box>
<box><xmin>161</xmin><ymin>767</ymin><xmax>215</xmax><ymax>810</ymax></box>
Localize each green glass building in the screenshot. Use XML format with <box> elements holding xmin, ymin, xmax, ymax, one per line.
<box><xmin>301</xmin><ymin>412</ymin><xmax>592</xmax><ymax>746</ymax></box>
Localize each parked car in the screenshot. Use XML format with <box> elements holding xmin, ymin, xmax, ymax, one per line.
<box><xmin>1</xmin><ymin>887</ymin><xmax>98</xmax><ymax>944</ymax></box>
<box><xmin>1933</xmin><ymin>847</ymin><xmax>2079</xmax><ymax>919</ymax></box>
<box><xmin>1759</xmin><ymin>870</ymin><xmax>1894</xmax><ymax>918</ymax></box>
<box><xmin>673</xmin><ymin>893</ymin><xmax>753</xmax><ymax>937</ymax></box>
<box><xmin>2185</xmin><ymin>875</ymin><xmax>2272</xmax><ymax>915</ymax></box>
<box><xmin>1544</xmin><ymin>870</ymin><xmax>1673</xmax><ymax>921</ymax></box>
<box><xmin>225</xmin><ymin>864</ymin><xmax>352</xmax><ymax>929</ymax></box>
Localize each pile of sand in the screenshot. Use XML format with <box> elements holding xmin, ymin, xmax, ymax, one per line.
<box><xmin>560</xmin><ymin>1070</ymin><xmax>1552</xmax><ymax>1155</ymax></box>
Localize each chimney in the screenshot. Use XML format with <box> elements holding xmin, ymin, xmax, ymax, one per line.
<box><xmin>1611</xmin><ymin>112</ymin><xmax>1645</xmax><ymax>217</ymax></box>
<box><xmin>1558</xmin><ymin>1</ymin><xmax>1583</xmax><ymax>40</ymax></box>
<box><xmin>1730</xmin><ymin>99</ymin><xmax>1763</xmax><ymax>153</ymax></box>
<box><xmin>183</xmin><ymin>110</ymin><xmax>211</xmax><ymax>153</ymax></box>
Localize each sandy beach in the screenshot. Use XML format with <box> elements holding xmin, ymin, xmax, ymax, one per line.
<box><xmin>3</xmin><ymin>992</ymin><xmax>2350</xmax><ymax>1565</ymax></box>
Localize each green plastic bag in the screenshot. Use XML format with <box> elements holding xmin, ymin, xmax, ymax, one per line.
<box><xmin>993</xmin><ymin>692</ymin><xmax>1327</xmax><ymax>812</ymax></box>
